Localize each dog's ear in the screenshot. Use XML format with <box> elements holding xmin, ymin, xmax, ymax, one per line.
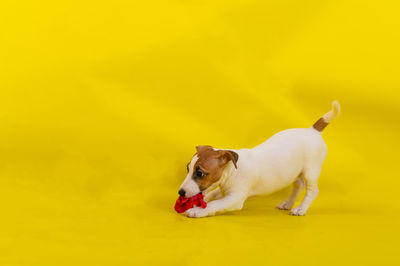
<box><xmin>196</xmin><ymin>145</ymin><xmax>213</xmax><ymax>153</ymax></box>
<box><xmin>217</xmin><ymin>150</ymin><xmax>239</xmax><ymax>168</ymax></box>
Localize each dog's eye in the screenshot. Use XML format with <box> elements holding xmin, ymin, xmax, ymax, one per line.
<box><xmin>196</xmin><ymin>170</ymin><xmax>205</xmax><ymax>178</ymax></box>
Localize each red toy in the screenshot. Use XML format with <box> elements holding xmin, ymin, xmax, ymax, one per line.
<box><xmin>174</xmin><ymin>193</ymin><xmax>207</xmax><ymax>213</ymax></box>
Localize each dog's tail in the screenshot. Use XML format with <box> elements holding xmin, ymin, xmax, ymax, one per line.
<box><xmin>312</xmin><ymin>101</ymin><xmax>341</xmax><ymax>132</ymax></box>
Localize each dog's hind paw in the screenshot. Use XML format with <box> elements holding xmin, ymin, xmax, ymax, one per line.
<box><xmin>290</xmin><ymin>206</ymin><xmax>307</xmax><ymax>216</ymax></box>
<box><xmin>276</xmin><ymin>201</ymin><xmax>292</xmax><ymax>210</ymax></box>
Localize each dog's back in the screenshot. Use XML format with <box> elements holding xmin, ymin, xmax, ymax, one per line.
<box><xmin>246</xmin><ymin>101</ymin><xmax>340</xmax><ymax>197</ymax></box>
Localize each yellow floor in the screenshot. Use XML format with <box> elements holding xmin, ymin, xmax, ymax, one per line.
<box><xmin>0</xmin><ymin>0</ymin><xmax>399</xmax><ymax>265</ymax></box>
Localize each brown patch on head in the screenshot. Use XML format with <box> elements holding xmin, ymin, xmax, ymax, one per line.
<box><xmin>193</xmin><ymin>145</ymin><xmax>239</xmax><ymax>191</ymax></box>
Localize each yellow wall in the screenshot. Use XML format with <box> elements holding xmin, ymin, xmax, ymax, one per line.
<box><xmin>0</xmin><ymin>0</ymin><xmax>399</xmax><ymax>265</ymax></box>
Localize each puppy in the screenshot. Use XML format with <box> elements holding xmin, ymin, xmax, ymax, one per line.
<box><xmin>179</xmin><ymin>101</ymin><xmax>340</xmax><ymax>218</ymax></box>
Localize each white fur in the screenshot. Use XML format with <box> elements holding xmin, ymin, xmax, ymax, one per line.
<box><xmin>182</xmin><ymin>101</ymin><xmax>340</xmax><ymax>218</ymax></box>
<box><xmin>180</xmin><ymin>155</ymin><xmax>201</xmax><ymax>197</ymax></box>
<box><xmin>323</xmin><ymin>100</ymin><xmax>340</xmax><ymax>123</ymax></box>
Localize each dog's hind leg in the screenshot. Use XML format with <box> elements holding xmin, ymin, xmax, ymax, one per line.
<box><xmin>290</xmin><ymin>167</ymin><xmax>321</xmax><ymax>216</ymax></box>
<box><xmin>276</xmin><ymin>176</ymin><xmax>305</xmax><ymax>210</ymax></box>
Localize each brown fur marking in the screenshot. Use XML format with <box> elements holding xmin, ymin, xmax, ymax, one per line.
<box><xmin>193</xmin><ymin>146</ymin><xmax>239</xmax><ymax>191</ymax></box>
<box><xmin>313</xmin><ymin>118</ymin><xmax>328</xmax><ymax>132</ymax></box>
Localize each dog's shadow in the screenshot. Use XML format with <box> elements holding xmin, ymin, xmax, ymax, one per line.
<box><xmin>144</xmin><ymin>190</ymin><xmax>290</xmax><ymax>218</ymax></box>
<box><xmin>145</xmin><ymin>189</ymin><xmax>370</xmax><ymax>219</ymax></box>
<box><xmin>227</xmin><ymin>194</ymin><xmax>287</xmax><ymax>217</ymax></box>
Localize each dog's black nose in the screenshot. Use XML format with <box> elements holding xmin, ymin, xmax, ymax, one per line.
<box><xmin>178</xmin><ymin>189</ymin><xmax>186</xmax><ymax>197</ymax></box>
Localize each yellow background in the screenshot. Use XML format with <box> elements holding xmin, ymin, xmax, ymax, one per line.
<box><xmin>0</xmin><ymin>0</ymin><xmax>399</xmax><ymax>265</ymax></box>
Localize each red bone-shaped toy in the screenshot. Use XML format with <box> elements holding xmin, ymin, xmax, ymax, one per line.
<box><xmin>174</xmin><ymin>193</ymin><xmax>207</xmax><ymax>213</ymax></box>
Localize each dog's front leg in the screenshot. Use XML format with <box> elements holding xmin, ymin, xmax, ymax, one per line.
<box><xmin>186</xmin><ymin>192</ymin><xmax>246</xmax><ymax>218</ymax></box>
<box><xmin>204</xmin><ymin>187</ymin><xmax>222</xmax><ymax>202</ymax></box>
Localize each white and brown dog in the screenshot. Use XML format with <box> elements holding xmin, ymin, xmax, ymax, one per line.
<box><xmin>179</xmin><ymin>101</ymin><xmax>340</xmax><ymax>218</ymax></box>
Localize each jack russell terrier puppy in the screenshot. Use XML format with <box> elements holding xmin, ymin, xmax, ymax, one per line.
<box><xmin>179</xmin><ymin>101</ymin><xmax>340</xmax><ymax>218</ymax></box>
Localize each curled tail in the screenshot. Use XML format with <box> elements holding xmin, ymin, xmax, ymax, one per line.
<box><xmin>312</xmin><ymin>101</ymin><xmax>341</xmax><ymax>132</ymax></box>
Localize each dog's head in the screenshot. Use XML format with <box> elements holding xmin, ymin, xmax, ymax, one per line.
<box><xmin>178</xmin><ymin>145</ymin><xmax>239</xmax><ymax>198</ymax></box>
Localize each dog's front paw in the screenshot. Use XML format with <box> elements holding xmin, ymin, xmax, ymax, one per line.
<box><xmin>290</xmin><ymin>206</ymin><xmax>307</xmax><ymax>216</ymax></box>
<box><xmin>276</xmin><ymin>201</ymin><xmax>292</xmax><ymax>210</ymax></box>
<box><xmin>185</xmin><ymin>207</ymin><xmax>208</xmax><ymax>218</ymax></box>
